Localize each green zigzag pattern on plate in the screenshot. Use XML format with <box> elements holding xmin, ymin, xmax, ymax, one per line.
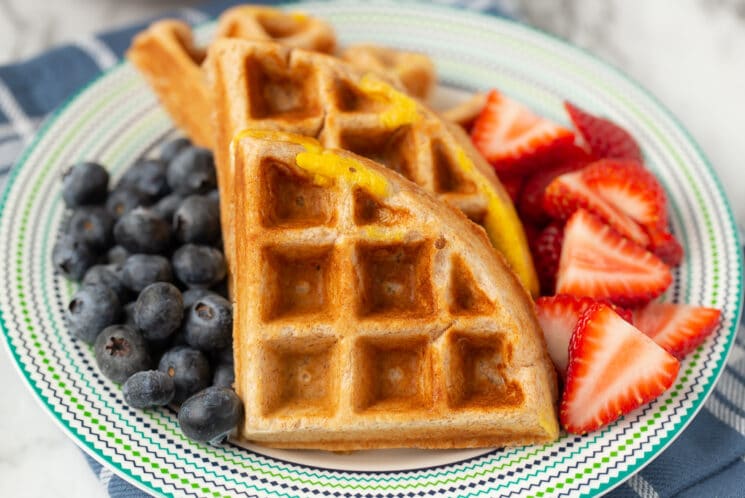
<box><xmin>0</xmin><ymin>1</ymin><xmax>741</xmax><ymax>497</ymax></box>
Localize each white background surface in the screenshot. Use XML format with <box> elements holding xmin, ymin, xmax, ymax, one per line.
<box><xmin>1</xmin><ymin>0</ymin><xmax>744</xmax><ymax>496</ymax></box>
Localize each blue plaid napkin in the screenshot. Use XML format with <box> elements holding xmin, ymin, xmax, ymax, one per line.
<box><xmin>1</xmin><ymin>1</ymin><xmax>743</xmax><ymax>496</ymax></box>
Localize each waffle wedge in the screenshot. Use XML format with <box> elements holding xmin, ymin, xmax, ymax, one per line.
<box><xmin>126</xmin><ymin>7</ymin><xmax>336</xmax><ymax>148</ymax></box>
<box><xmin>341</xmin><ymin>44</ymin><xmax>435</xmax><ymax>100</ymax></box>
<box><xmin>205</xmin><ymin>39</ymin><xmax>539</xmax><ymax>296</ymax></box>
<box><xmin>228</xmin><ymin>130</ymin><xmax>559</xmax><ymax>450</ymax></box>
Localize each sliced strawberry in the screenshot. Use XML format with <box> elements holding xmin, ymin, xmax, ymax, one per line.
<box><xmin>531</xmin><ymin>222</ymin><xmax>564</xmax><ymax>295</ymax></box>
<box><xmin>536</xmin><ymin>296</ymin><xmax>633</xmax><ymax>379</ymax></box>
<box><xmin>471</xmin><ymin>90</ymin><xmax>576</xmax><ymax>176</ymax></box>
<box><xmin>499</xmin><ymin>174</ymin><xmax>525</xmax><ymax>203</ymax></box>
<box><xmin>556</xmin><ymin>209</ymin><xmax>672</xmax><ymax>307</ymax></box>
<box><xmin>543</xmin><ymin>170</ymin><xmax>651</xmax><ymax>247</ymax></box>
<box><xmin>647</xmin><ymin>227</ymin><xmax>684</xmax><ymax>267</ymax></box>
<box><xmin>535</xmin><ymin>294</ymin><xmax>599</xmax><ymax>378</ymax></box>
<box><xmin>581</xmin><ymin>159</ymin><xmax>668</xmax><ymax>229</ymax></box>
<box><xmin>633</xmin><ymin>302</ymin><xmax>721</xmax><ymax>358</ymax></box>
<box><xmin>560</xmin><ymin>303</ymin><xmax>679</xmax><ymax>434</ymax></box>
<box><xmin>565</xmin><ymin>101</ymin><xmax>643</xmax><ymax>162</ymax></box>
<box><xmin>518</xmin><ymin>148</ymin><xmax>591</xmax><ymax>225</ymax></box>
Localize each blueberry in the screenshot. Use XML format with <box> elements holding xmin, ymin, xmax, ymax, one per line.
<box><xmin>82</xmin><ymin>264</ymin><xmax>130</xmax><ymax>302</ymax></box>
<box><xmin>94</xmin><ymin>325</ymin><xmax>150</xmax><ymax>383</ymax></box>
<box><xmin>114</xmin><ymin>207</ymin><xmax>171</xmax><ymax>254</ymax></box>
<box><xmin>210</xmin><ymin>345</ymin><xmax>234</xmax><ymax>366</ymax></box>
<box><xmin>206</xmin><ymin>189</ymin><xmax>219</xmax><ymax>204</ymax></box>
<box><xmin>182</xmin><ymin>288</ymin><xmax>219</xmax><ymax>309</ymax></box>
<box><xmin>167</xmin><ymin>147</ymin><xmax>216</xmax><ymax>195</ymax></box>
<box><xmin>134</xmin><ymin>282</ymin><xmax>183</xmax><ymax>341</ymax></box>
<box><xmin>172</xmin><ymin>244</ymin><xmax>226</xmax><ymax>288</ymax></box>
<box><xmin>212</xmin><ymin>363</ymin><xmax>235</xmax><ymax>389</ymax></box>
<box><xmin>183</xmin><ymin>294</ymin><xmax>232</xmax><ymax>351</ymax></box>
<box><xmin>152</xmin><ymin>193</ymin><xmax>183</xmax><ymax>221</ymax></box>
<box><xmin>121</xmin><ymin>254</ymin><xmax>172</xmax><ymax>292</ymax></box>
<box><xmin>178</xmin><ymin>387</ymin><xmax>243</xmax><ymax>443</ymax></box>
<box><xmin>62</xmin><ymin>161</ymin><xmax>109</xmax><ymax>208</ymax></box>
<box><xmin>160</xmin><ymin>137</ymin><xmax>192</xmax><ymax>164</ymax></box>
<box><xmin>122</xmin><ymin>370</ymin><xmax>175</xmax><ymax>408</ymax></box>
<box><xmin>158</xmin><ymin>346</ymin><xmax>211</xmax><ymax>404</ymax></box>
<box><xmin>66</xmin><ymin>284</ymin><xmax>121</xmax><ymax>343</ymax></box>
<box><xmin>122</xmin><ymin>301</ymin><xmax>137</xmax><ymax>329</ymax></box>
<box><xmin>106</xmin><ymin>187</ymin><xmax>150</xmax><ymax>219</ymax></box>
<box><xmin>116</xmin><ymin>158</ymin><xmax>170</xmax><ymax>202</ymax></box>
<box><xmin>173</xmin><ymin>195</ymin><xmax>221</xmax><ymax>245</ymax></box>
<box><xmin>107</xmin><ymin>245</ymin><xmax>130</xmax><ymax>265</ymax></box>
<box><xmin>52</xmin><ymin>234</ymin><xmax>95</xmax><ymax>281</ymax></box>
<box><xmin>67</xmin><ymin>206</ymin><xmax>114</xmax><ymax>250</ymax></box>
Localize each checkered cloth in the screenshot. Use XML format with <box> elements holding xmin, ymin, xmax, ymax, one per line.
<box><xmin>1</xmin><ymin>1</ymin><xmax>743</xmax><ymax>496</ymax></box>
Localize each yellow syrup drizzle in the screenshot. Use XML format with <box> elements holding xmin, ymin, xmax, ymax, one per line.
<box><xmin>455</xmin><ymin>148</ymin><xmax>540</xmax><ymax>297</ymax></box>
<box><xmin>232</xmin><ymin>128</ymin><xmax>389</xmax><ymax>198</ymax></box>
<box><xmin>357</xmin><ymin>74</ymin><xmax>420</xmax><ymax>129</ymax></box>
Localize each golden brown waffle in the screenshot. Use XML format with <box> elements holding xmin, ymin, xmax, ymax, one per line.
<box><xmin>228</xmin><ymin>130</ymin><xmax>559</xmax><ymax>450</ymax></box>
<box><xmin>126</xmin><ymin>8</ymin><xmax>336</xmax><ymax>148</ymax></box>
<box><xmin>341</xmin><ymin>44</ymin><xmax>435</xmax><ymax>100</ymax></box>
<box><xmin>443</xmin><ymin>92</ymin><xmax>488</xmax><ymax>132</ymax></box>
<box><xmin>206</xmin><ymin>39</ymin><xmax>539</xmax><ymax>296</ymax></box>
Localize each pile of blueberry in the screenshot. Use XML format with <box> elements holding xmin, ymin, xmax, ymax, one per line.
<box><xmin>51</xmin><ymin>138</ymin><xmax>242</xmax><ymax>444</ymax></box>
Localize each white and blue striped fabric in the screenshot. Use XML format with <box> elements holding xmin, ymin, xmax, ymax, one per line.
<box><xmin>1</xmin><ymin>1</ymin><xmax>743</xmax><ymax>496</ymax></box>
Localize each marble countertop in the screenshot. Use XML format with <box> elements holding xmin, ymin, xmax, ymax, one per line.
<box><xmin>2</xmin><ymin>0</ymin><xmax>744</xmax><ymax>496</ymax></box>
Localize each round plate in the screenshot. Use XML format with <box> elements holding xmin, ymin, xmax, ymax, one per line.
<box><xmin>1</xmin><ymin>2</ymin><xmax>741</xmax><ymax>497</ymax></box>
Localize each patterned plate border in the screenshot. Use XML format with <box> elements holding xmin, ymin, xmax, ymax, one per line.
<box><xmin>0</xmin><ymin>2</ymin><xmax>742</xmax><ymax>497</ymax></box>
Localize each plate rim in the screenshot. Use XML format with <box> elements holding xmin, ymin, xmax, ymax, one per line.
<box><xmin>0</xmin><ymin>2</ymin><xmax>742</xmax><ymax>496</ymax></box>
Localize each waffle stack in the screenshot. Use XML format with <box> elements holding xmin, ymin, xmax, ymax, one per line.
<box><xmin>205</xmin><ymin>38</ymin><xmax>538</xmax><ymax>296</ymax></box>
<box><xmin>127</xmin><ymin>6</ymin><xmax>435</xmax><ymax>148</ymax></box>
<box><xmin>228</xmin><ymin>131</ymin><xmax>558</xmax><ymax>449</ymax></box>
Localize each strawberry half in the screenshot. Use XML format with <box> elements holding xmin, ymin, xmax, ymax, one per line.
<box><xmin>565</xmin><ymin>101</ymin><xmax>643</xmax><ymax>162</ymax></box>
<box><xmin>561</xmin><ymin>303</ymin><xmax>680</xmax><ymax>434</ymax></box>
<box><xmin>543</xmin><ymin>170</ymin><xmax>651</xmax><ymax>247</ymax></box>
<box><xmin>471</xmin><ymin>90</ymin><xmax>576</xmax><ymax>176</ymax></box>
<box><xmin>581</xmin><ymin>159</ymin><xmax>668</xmax><ymax>229</ymax></box>
<box><xmin>647</xmin><ymin>227</ymin><xmax>684</xmax><ymax>267</ymax></box>
<box><xmin>556</xmin><ymin>209</ymin><xmax>672</xmax><ymax>307</ymax></box>
<box><xmin>499</xmin><ymin>174</ymin><xmax>525</xmax><ymax>203</ymax></box>
<box><xmin>633</xmin><ymin>302</ymin><xmax>721</xmax><ymax>358</ymax></box>
<box><xmin>531</xmin><ymin>222</ymin><xmax>564</xmax><ymax>294</ymax></box>
<box><xmin>518</xmin><ymin>147</ymin><xmax>591</xmax><ymax>225</ymax></box>
<box><xmin>536</xmin><ymin>295</ymin><xmax>633</xmax><ymax>379</ymax></box>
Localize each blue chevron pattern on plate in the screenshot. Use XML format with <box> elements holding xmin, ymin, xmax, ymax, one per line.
<box><xmin>0</xmin><ymin>2</ymin><xmax>741</xmax><ymax>497</ymax></box>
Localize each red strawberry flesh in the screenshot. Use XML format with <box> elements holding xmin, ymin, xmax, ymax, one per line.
<box><xmin>560</xmin><ymin>303</ymin><xmax>679</xmax><ymax>434</ymax></box>
<box><xmin>565</xmin><ymin>101</ymin><xmax>643</xmax><ymax>162</ymax></box>
<box><xmin>633</xmin><ymin>302</ymin><xmax>721</xmax><ymax>358</ymax></box>
<box><xmin>556</xmin><ymin>209</ymin><xmax>672</xmax><ymax>306</ymax></box>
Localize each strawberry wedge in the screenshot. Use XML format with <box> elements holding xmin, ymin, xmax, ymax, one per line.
<box><xmin>556</xmin><ymin>209</ymin><xmax>672</xmax><ymax>307</ymax></box>
<box><xmin>544</xmin><ymin>170</ymin><xmax>651</xmax><ymax>247</ymax></box>
<box><xmin>633</xmin><ymin>302</ymin><xmax>721</xmax><ymax>358</ymax></box>
<box><xmin>471</xmin><ymin>90</ymin><xmax>575</xmax><ymax>176</ymax></box>
<box><xmin>536</xmin><ymin>295</ymin><xmax>632</xmax><ymax>379</ymax></box>
<box><xmin>565</xmin><ymin>102</ymin><xmax>643</xmax><ymax>162</ymax></box>
<box><xmin>561</xmin><ymin>303</ymin><xmax>679</xmax><ymax>434</ymax></box>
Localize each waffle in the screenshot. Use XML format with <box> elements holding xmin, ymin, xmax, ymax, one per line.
<box><xmin>443</xmin><ymin>92</ymin><xmax>488</xmax><ymax>132</ymax></box>
<box><xmin>228</xmin><ymin>130</ymin><xmax>559</xmax><ymax>450</ymax></box>
<box><xmin>205</xmin><ymin>39</ymin><xmax>539</xmax><ymax>296</ymax></box>
<box><xmin>341</xmin><ymin>44</ymin><xmax>435</xmax><ymax>100</ymax></box>
<box><xmin>126</xmin><ymin>8</ymin><xmax>336</xmax><ymax>148</ymax></box>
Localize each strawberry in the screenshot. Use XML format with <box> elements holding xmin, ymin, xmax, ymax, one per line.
<box><xmin>471</xmin><ymin>90</ymin><xmax>576</xmax><ymax>176</ymax></box>
<box><xmin>581</xmin><ymin>159</ymin><xmax>668</xmax><ymax>230</ymax></box>
<box><xmin>565</xmin><ymin>101</ymin><xmax>643</xmax><ymax>162</ymax></box>
<box><xmin>499</xmin><ymin>174</ymin><xmax>525</xmax><ymax>203</ymax></box>
<box><xmin>531</xmin><ymin>222</ymin><xmax>564</xmax><ymax>294</ymax></box>
<box><xmin>560</xmin><ymin>303</ymin><xmax>680</xmax><ymax>434</ymax></box>
<box><xmin>536</xmin><ymin>295</ymin><xmax>633</xmax><ymax>379</ymax></box>
<box><xmin>543</xmin><ymin>170</ymin><xmax>651</xmax><ymax>247</ymax></box>
<box><xmin>556</xmin><ymin>209</ymin><xmax>672</xmax><ymax>307</ymax></box>
<box><xmin>633</xmin><ymin>302</ymin><xmax>721</xmax><ymax>358</ymax></box>
<box><xmin>647</xmin><ymin>227</ymin><xmax>684</xmax><ymax>267</ymax></box>
<box><xmin>518</xmin><ymin>147</ymin><xmax>591</xmax><ymax>225</ymax></box>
